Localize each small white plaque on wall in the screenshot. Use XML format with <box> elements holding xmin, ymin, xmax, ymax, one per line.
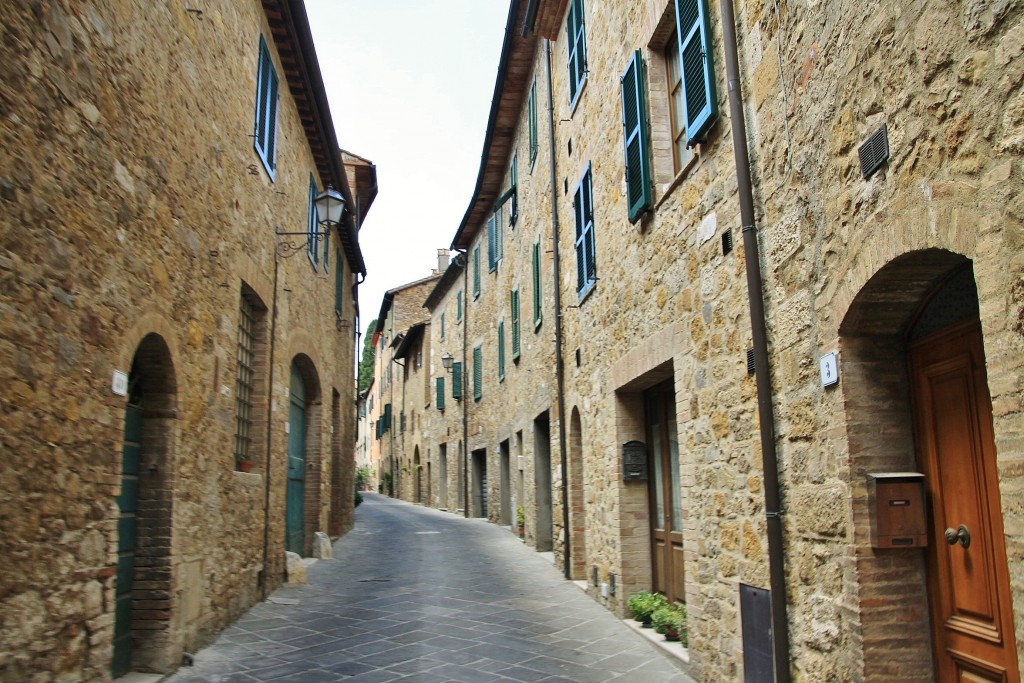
<box><xmin>112</xmin><ymin>370</ymin><xmax>128</xmax><ymax>397</ymax></box>
<box><xmin>820</xmin><ymin>351</ymin><xmax>839</xmax><ymax>388</ymax></box>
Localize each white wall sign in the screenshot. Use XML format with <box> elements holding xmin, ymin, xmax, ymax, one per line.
<box><xmin>112</xmin><ymin>370</ymin><xmax>128</xmax><ymax>397</ymax></box>
<box><xmin>820</xmin><ymin>351</ymin><xmax>839</xmax><ymax>388</ymax></box>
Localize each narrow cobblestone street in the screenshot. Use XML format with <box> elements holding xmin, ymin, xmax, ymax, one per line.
<box><xmin>165</xmin><ymin>494</ymin><xmax>693</xmax><ymax>683</ymax></box>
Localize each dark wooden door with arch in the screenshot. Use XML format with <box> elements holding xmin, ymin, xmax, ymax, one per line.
<box><xmin>113</xmin><ymin>401</ymin><xmax>142</xmax><ymax>678</ymax></box>
<box><xmin>286</xmin><ymin>363</ymin><xmax>306</xmax><ymax>556</ymax></box>
<box><xmin>910</xmin><ymin>319</ymin><xmax>1019</xmax><ymax>683</ymax></box>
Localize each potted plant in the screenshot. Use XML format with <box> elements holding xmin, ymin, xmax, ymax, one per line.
<box><xmin>516</xmin><ymin>505</ymin><xmax>525</xmax><ymax>539</ymax></box>
<box><xmin>652</xmin><ymin>603</ymin><xmax>688</xmax><ymax>645</ymax></box>
<box><xmin>236</xmin><ymin>457</ymin><xmax>253</xmax><ymax>473</ymax></box>
<box><xmin>627</xmin><ymin>591</ymin><xmax>668</xmax><ymax>627</ymax></box>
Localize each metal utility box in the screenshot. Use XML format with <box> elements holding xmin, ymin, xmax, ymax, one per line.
<box><xmin>622</xmin><ymin>441</ymin><xmax>647</xmax><ymax>481</ymax></box>
<box><xmin>867</xmin><ymin>472</ymin><xmax>927</xmax><ymax>548</ymax></box>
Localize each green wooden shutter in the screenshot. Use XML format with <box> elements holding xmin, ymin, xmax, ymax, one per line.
<box><xmin>498</xmin><ymin>320</ymin><xmax>506</xmax><ymax>381</ymax></box>
<box><xmin>574</xmin><ymin>168</ymin><xmax>596</xmax><ymax>293</ymax></box>
<box><xmin>473</xmin><ymin>245</ymin><xmax>481</xmax><ymax>299</ymax></box>
<box><xmin>452</xmin><ymin>362</ymin><xmax>463</xmax><ymax>399</ymax></box>
<box><xmin>487</xmin><ymin>215</ymin><xmax>497</xmax><ymax>271</ymax></box>
<box><xmin>436</xmin><ymin>377</ymin><xmax>445</xmax><ymax>411</ymax></box>
<box><xmin>473</xmin><ymin>346</ymin><xmax>483</xmax><ymax>400</ymax></box>
<box><xmin>566</xmin><ymin>0</ymin><xmax>587</xmax><ymax>104</ymax></box>
<box><xmin>532</xmin><ymin>241</ymin><xmax>542</xmax><ymax>327</ymax></box>
<box><xmin>383</xmin><ymin>403</ymin><xmax>392</xmax><ymax>431</ymax></box>
<box><xmin>457</xmin><ymin>291</ymin><xmax>463</xmax><ymax>322</ymax></box>
<box><xmin>511</xmin><ymin>289</ymin><xmax>521</xmax><ymax>360</ymax></box>
<box><xmin>621</xmin><ymin>50</ymin><xmax>652</xmax><ymax>223</ymax></box>
<box><xmin>675</xmin><ymin>0</ymin><xmax>718</xmax><ymax>143</ymax></box>
<box><xmin>440</xmin><ymin>312</ymin><xmax>445</xmax><ymax>340</ymax></box>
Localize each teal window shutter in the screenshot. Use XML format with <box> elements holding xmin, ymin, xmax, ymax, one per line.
<box><xmin>574</xmin><ymin>166</ymin><xmax>596</xmax><ymax>295</ymax></box>
<box><xmin>440</xmin><ymin>312</ymin><xmax>445</xmax><ymax>340</ymax></box>
<box><xmin>621</xmin><ymin>50</ymin><xmax>652</xmax><ymax>223</ymax></box>
<box><xmin>473</xmin><ymin>245</ymin><xmax>481</xmax><ymax>299</ymax></box>
<box><xmin>307</xmin><ymin>176</ymin><xmax>319</xmax><ymax>264</ymax></box>
<box><xmin>254</xmin><ymin>36</ymin><xmax>279</xmax><ymax>179</ymax></box>
<box><xmin>452</xmin><ymin>362</ymin><xmax>463</xmax><ymax>399</ymax></box>
<box><xmin>436</xmin><ymin>377</ymin><xmax>445</xmax><ymax>411</ymax></box>
<box><xmin>473</xmin><ymin>346</ymin><xmax>483</xmax><ymax>400</ymax></box>
<box><xmin>383</xmin><ymin>403</ymin><xmax>392</xmax><ymax>431</ymax></box>
<box><xmin>498</xmin><ymin>320</ymin><xmax>506</xmax><ymax>381</ymax></box>
<box><xmin>532</xmin><ymin>241</ymin><xmax>542</xmax><ymax>328</ymax></box>
<box><xmin>675</xmin><ymin>0</ymin><xmax>718</xmax><ymax>143</ymax></box>
<box><xmin>566</xmin><ymin>0</ymin><xmax>587</xmax><ymax>105</ymax></box>
<box><xmin>509</xmin><ymin>152</ymin><xmax>518</xmax><ymax>227</ymax></box>
<box><xmin>457</xmin><ymin>290</ymin><xmax>463</xmax><ymax>322</ymax></box>
<box><xmin>487</xmin><ymin>215</ymin><xmax>497</xmax><ymax>271</ymax></box>
<box><xmin>511</xmin><ymin>289</ymin><xmax>521</xmax><ymax>361</ymax></box>
<box><xmin>528</xmin><ymin>80</ymin><xmax>539</xmax><ymax>169</ymax></box>
<box><xmin>334</xmin><ymin>247</ymin><xmax>343</xmax><ymax>316</ymax></box>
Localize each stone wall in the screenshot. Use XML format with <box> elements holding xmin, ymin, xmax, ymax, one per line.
<box><xmin>0</xmin><ymin>0</ymin><xmax>360</xmax><ymax>679</ymax></box>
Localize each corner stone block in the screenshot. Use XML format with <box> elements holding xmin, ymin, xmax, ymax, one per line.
<box><xmin>312</xmin><ymin>531</ymin><xmax>332</xmax><ymax>559</ymax></box>
<box><xmin>285</xmin><ymin>552</ymin><xmax>307</xmax><ymax>585</ymax></box>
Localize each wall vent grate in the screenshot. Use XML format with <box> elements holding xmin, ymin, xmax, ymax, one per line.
<box><xmin>722</xmin><ymin>229</ymin><xmax>733</xmax><ymax>256</ymax></box>
<box><xmin>858</xmin><ymin>124</ymin><xmax>889</xmax><ymax>179</ymax></box>
<box><xmin>746</xmin><ymin>348</ymin><xmax>756</xmax><ymax>375</ymax></box>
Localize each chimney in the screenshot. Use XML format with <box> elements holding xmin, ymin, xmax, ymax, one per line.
<box><xmin>437</xmin><ymin>248</ymin><xmax>450</xmax><ymax>272</ymax></box>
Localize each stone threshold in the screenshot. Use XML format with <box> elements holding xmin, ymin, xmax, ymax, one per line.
<box><xmin>622</xmin><ymin>617</ymin><xmax>690</xmax><ymax>665</ymax></box>
<box><xmin>115</xmin><ymin>674</ymin><xmax>163</xmax><ymax>683</ymax></box>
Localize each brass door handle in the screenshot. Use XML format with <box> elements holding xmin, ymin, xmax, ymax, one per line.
<box><xmin>944</xmin><ymin>524</ymin><xmax>971</xmax><ymax>549</ymax></box>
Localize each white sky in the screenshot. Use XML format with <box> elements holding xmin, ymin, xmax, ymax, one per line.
<box><xmin>305</xmin><ymin>1</ymin><xmax>510</xmax><ymax>336</ymax></box>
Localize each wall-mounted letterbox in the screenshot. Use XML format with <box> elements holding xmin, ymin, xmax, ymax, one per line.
<box><xmin>867</xmin><ymin>472</ymin><xmax>927</xmax><ymax>548</ymax></box>
<box><xmin>622</xmin><ymin>441</ymin><xmax>647</xmax><ymax>481</ymax></box>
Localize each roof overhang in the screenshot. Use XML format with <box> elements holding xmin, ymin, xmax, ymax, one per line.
<box><xmin>393</xmin><ymin>322</ymin><xmax>426</xmax><ymax>359</ymax></box>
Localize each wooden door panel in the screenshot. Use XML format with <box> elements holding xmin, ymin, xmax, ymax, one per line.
<box><xmin>911</xmin><ymin>320</ymin><xmax>1018</xmax><ymax>682</ymax></box>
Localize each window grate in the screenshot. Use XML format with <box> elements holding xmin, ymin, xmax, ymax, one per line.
<box><xmin>858</xmin><ymin>123</ymin><xmax>889</xmax><ymax>180</ymax></box>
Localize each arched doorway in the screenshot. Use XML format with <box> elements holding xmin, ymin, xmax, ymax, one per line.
<box><xmin>286</xmin><ymin>362</ymin><xmax>307</xmax><ymax>555</ymax></box>
<box><xmin>840</xmin><ymin>251</ymin><xmax>1018</xmax><ymax>682</ymax></box>
<box><xmin>568</xmin><ymin>408</ymin><xmax>587</xmax><ymax>580</ymax></box>
<box><xmin>114</xmin><ymin>333</ymin><xmax>177</xmax><ymax>677</ymax></box>
<box><xmin>413</xmin><ymin>447</ymin><xmax>421</xmax><ymax>504</ymax></box>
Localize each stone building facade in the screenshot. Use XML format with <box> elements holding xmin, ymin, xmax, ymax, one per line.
<box><xmin>0</xmin><ymin>1</ymin><xmax>367</xmax><ymax>680</ymax></box>
<box><xmin>403</xmin><ymin>0</ymin><xmax>1024</xmax><ymax>681</ymax></box>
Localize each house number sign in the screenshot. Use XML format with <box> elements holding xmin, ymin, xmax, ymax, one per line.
<box><xmin>820</xmin><ymin>351</ymin><xmax>839</xmax><ymax>388</ymax></box>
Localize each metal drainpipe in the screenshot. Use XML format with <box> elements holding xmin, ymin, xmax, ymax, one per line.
<box><xmin>260</xmin><ymin>243</ymin><xmax>282</xmax><ymax>599</ymax></box>
<box><xmin>720</xmin><ymin>1</ymin><xmax>791</xmax><ymax>680</ymax></box>
<box><xmin>544</xmin><ymin>39</ymin><xmax>571</xmax><ymax>580</ymax></box>
<box><xmin>454</xmin><ymin>248</ymin><xmax>470</xmax><ymax>519</ymax></box>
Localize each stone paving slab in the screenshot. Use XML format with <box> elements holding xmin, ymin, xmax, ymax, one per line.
<box><xmin>165</xmin><ymin>494</ymin><xmax>694</xmax><ymax>682</ymax></box>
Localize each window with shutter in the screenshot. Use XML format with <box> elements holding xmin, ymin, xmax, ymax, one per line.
<box><xmin>498</xmin><ymin>320</ymin><xmax>506</xmax><ymax>382</ymax></box>
<box><xmin>509</xmin><ymin>152</ymin><xmax>518</xmax><ymax>227</ymax></box>
<box><xmin>566</xmin><ymin>0</ymin><xmax>588</xmax><ymax>106</ymax></box>
<box><xmin>574</xmin><ymin>165</ymin><xmax>597</xmax><ymax>296</ymax></box>
<box><xmin>675</xmin><ymin>0</ymin><xmax>718</xmax><ymax>143</ymax></box>
<box><xmin>473</xmin><ymin>346</ymin><xmax>483</xmax><ymax>401</ymax></box>
<box><xmin>307</xmin><ymin>175</ymin><xmax>319</xmax><ymax>266</ymax></box>
<box><xmin>487</xmin><ymin>215</ymin><xmax>497</xmax><ymax>271</ymax></box>
<box><xmin>532</xmin><ymin>240</ymin><xmax>543</xmax><ymax>329</ymax></box>
<box><xmin>456</xmin><ymin>291</ymin><xmax>463</xmax><ymax>323</ymax></box>
<box><xmin>473</xmin><ymin>245</ymin><xmax>481</xmax><ymax>299</ymax></box>
<box><xmin>436</xmin><ymin>377</ymin><xmax>445</xmax><ymax>411</ymax></box>
<box><xmin>511</xmin><ymin>288</ymin><xmax>521</xmax><ymax>361</ymax></box>
<box><xmin>440</xmin><ymin>312</ymin><xmax>445</xmax><ymax>340</ymax></box>
<box><xmin>452</xmin><ymin>362</ymin><xmax>463</xmax><ymax>399</ymax></box>
<box><xmin>621</xmin><ymin>50</ymin><xmax>652</xmax><ymax>223</ymax></box>
<box><xmin>254</xmin><ymin>35</ymin><xmax>279</xmax><ymax>179</ymax></box>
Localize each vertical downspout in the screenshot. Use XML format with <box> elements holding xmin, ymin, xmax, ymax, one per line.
<box><xmin>720</xmin><ymin>1</ymin><xmax>791</xmax><ymax>680</ymax></box>
<box><xmin>460</xmin><ymin>251</ymin><xmax>470</xmax><ymax>518</ymax></box>
<box><xmin>545</xmin><ymin>39</ymin><xmax>571</xmax><ymax>580</ymax></box>
<box><xmin>260</xmin><ymin>244</ymin><xmax>281</xmax><ymax>599</ymax></box>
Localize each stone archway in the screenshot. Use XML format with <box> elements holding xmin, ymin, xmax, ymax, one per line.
<box><xmin>287</xmin><ymin>355</ymin><xmax>322</xmax><ymax>557</ymax></box>
<box><xmin>114</xmin><ymin>332</ymin><xmax>178</xmax><ymax>676</ymax></box>
<box><xmin>839</xmin><ymin>249</ymin><xmax>1017</xmax><ymax>682</ymax></box>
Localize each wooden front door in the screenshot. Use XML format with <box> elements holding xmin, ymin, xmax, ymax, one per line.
<box><xmin>286</xmin><ymin>364</ymin><xmax>306</xmax><ymax>556</ymax></box>
<box><xmin>113</xmin><ymin>402</ymin><xmax>142</xmax><ymax>678</ymax></box>
<box><xmin>646</xmin><ymin>382</ymin><xmax>685</xmax><ymax>603</ymax></box>
<box><xmin>910</xmin><ymin>319</ymin><xmax>1019</xmax><ymax>682</ymax></box>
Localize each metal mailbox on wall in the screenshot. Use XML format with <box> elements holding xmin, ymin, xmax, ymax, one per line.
<box><xmin>622</xmin><ymin>441</ymin><xmax>647</xmax><ymax>481</ymax></box>
<box><xmin>867</xmin><ymin>472</ymin><xmax>927</xmax><ymax>548</ymax></box>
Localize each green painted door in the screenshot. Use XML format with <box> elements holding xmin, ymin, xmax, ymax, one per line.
<box><xmin>113</xmin><ymin>402</ymin><xmax>142</xmax><ymax>678</ymax></box>
<box><xmin>286</xmin><ymin>364</ymin><xmax>306</xmax><ymax>555</ymax></box>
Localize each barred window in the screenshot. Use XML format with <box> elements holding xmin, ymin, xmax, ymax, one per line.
<box><xmin>234</xmin><ymin>295</ymin><xmax>258</xmax><ymax>469</ymax></box>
